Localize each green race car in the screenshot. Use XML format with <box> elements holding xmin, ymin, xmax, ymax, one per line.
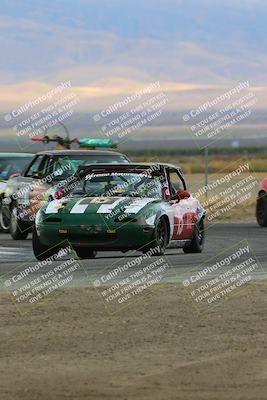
<box><xmin>33</xmin><ymin>163</ymin><xmax>206</xmax><ymax>260</ymax></box>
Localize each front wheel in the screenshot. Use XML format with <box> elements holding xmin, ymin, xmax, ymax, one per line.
<box><xmin>143</xmin><ymin>217</ymin><xmax>169</xmax><ymax>256</ymax></box>
<box><xmin>256</xmin><ymin>194</ymin><xmax>267</xmax><ymax>227</ymax></box>
<box><xmin>183</xmin><ymin>219</ymin><xmax>205</xmax><ymax>254</ymax></box>
<box><xmin>75</xmin><ymin>248</ymin><xmax>97</xmax><ymax>259</ymax></box>
<box><xmin>10</xmin><ymin>204</ymin><xmax>29</xmax><ymax>240</ymax></box>
<box><xmin>32</xmin><ymin>226</ymin><xmax>60</xmax><ymax>261</ymax></box>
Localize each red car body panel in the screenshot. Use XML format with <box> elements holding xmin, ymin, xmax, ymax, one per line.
<box><xmin>259</xmin><ymin>178</ymin><xmax>267</xmax><ymax>193</ymax></box>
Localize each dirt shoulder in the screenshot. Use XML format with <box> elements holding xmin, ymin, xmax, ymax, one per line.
<box><xmin>1</xmin><ymin>283</ymin><xmax>267</xmax><ymax>400</ymax></box>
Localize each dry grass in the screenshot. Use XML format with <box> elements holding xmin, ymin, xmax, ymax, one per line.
<box><xmin>186</xmin><ymin>172</ymin><xmax>265</xmax><ymax>222</ymax></box>
<box><xmin>133</xmin><ymin>155</ymin><xmax>267</xmax><ymax>174</ymax></box>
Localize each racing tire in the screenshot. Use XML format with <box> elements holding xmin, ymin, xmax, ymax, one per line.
<box><xmin>10</xmin><ymin>204</ymin><xmax>29</xmax><ymax>240</ymax></box>
<box><xmin>183</xmin><ymin>219</ymin><xmax>205</xmax><ymax>254</ymax></box>
<box><xmin>143</xmin><ymin>217</ymin><xmax>169</xmax><ymax>256</ymax></box>
<box><xmin>75</xmin><ymin>248</ymin><xmax>97</xmax><ymax>259</ymax></box>
<box><xmin>256</xmin><ymin>193</ymin><xmax>267</xmax><ymax>227</ymax></box>
<box><xmin>32</xmin><ymin>226</ymin><xmax>61</xmax><ymax>261</ymax></box>
<box><xmin>0</xmin><ymin>200</ymin><xmax>10</xmax><ymax>233</ymax></box>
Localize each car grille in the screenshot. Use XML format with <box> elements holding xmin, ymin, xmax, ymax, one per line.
<box><xmin>64</xmin><ymin>233</ymin><xmax>117</xmax><ymax>242</ymax></box>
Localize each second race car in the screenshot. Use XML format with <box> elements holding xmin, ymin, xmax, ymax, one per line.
<box><xmin>2</xmin><ymin>149</ymin><xmax>129</xmax><ymax>239</ymax></box>
<box><xmin>33</xmin><ymin>163</ymin><xmax>206</xmax><ymax>260</ymax></box>
<box><xmin>0</xmin><ymin>153</ymin><xmax>34</xmax><ymax>232</ymax></box>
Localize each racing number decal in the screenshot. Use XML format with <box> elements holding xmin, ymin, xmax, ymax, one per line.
<box><xmin>172</xmin><ymin>200</ymin><xmax>197</xmax><ymax>240</ymax></box>
<box><xmin>172</xmin><ymin>208</ymin><xmax>184</xmax><ymax>240</ymax></box>
<box><xmin>70</xmin><ymin>197</ymin><xmax>124</xmax><ymax>214</ymax></box>
<box><xmin>171</xmin><ymin>201</ymin><xmax>195</xmax><ymax>240</ymax></box>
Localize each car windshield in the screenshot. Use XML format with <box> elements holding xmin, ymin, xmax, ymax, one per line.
<box><xmin>50</xmin><ymin>155</ymin><xmax>129</xmax><ymax>181</ymax></box>
<box><xmin>71</xmin><ymin>171</ymin><xmax>165</xmax><ymax>199</ymax></box>
<box><xmin>0</xmin><ymin>157</ymin><xmax>33</xmax><ymax>180</ymax></box>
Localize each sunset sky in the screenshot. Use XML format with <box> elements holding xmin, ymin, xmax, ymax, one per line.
<box><xmin>1</xmin><ymin>0</ymin><xmax>267</xmax><ymax>111</ymax></box>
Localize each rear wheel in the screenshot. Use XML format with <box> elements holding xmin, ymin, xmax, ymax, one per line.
<box><xmin>75</xmin><ymin>248</ymin><xmax>97</xmax><ymax>259</ymax></box>
<box><xmin>143</xmin><ymin>217</ymin><xmax>169</xmax><ymax>256</ymax></box>
<box><xmin>32</xmin><ymin>226</ymin><xmax>60</xmax><ymax>261</ymax></box>
<box><xmin>10</xmin><ymin>204</ymin><xmax>29</xmax><ymax>240</ymax></box>
<box><xmin>183</xmin><ymin>219</ymin><xmax>205</xmax><ymax>254</ymax></box>
<box><xmin>256</xmin><ymin>193</ymin><xmax>267</xmax><ymax>227</ymax></box>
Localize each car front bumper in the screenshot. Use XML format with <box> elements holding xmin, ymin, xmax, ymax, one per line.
<box><xmin>37</xmin><ymin>222</ymin><xmax>155</xmax><ymax>251</ymax></box>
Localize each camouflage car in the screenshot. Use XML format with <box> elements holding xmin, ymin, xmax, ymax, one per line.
<box><xmin>1</xmin><ymin>150</ymin><xmax>129</xmax><ymax>239</ymax></box>
<box><xmin>0</xmin><ymin>153</ymin><xmax>34</xmax><ymax>232</ymax></box>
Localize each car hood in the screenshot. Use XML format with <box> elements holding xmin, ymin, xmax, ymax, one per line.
<box><xmin>44</xmin><ymin>196</ymin><xmax>160</xmax><ymax>216</ymax></box>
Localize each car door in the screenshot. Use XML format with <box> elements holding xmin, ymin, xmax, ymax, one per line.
<box><xmin>16</xmin><ymin>155</ymin><xmax>51</xmax><ymax>220</ymax></box>
<box><xmin>167</xmin><ymin>168</ymin><xmax>197</xmax><ymax>240</ymax></box>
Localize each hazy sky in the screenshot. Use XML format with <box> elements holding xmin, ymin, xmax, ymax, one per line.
<box><xmin>1</xmin><ymin>0</ymin><xmax>267</xmax><ymax>111</ymax></box>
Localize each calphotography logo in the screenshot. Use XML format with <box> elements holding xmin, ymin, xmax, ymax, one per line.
<box><xmin>190</xmin><ymin>159</ymin><xmax>260</xmax><ymax>226</ymax></box>
<box><xmin>182</xmin><ymin>240</ymin><xmax>264</xmax><ymax>313</ymax></box>
<box><xmin>91</xmin><ymin>245</ymin><xmax>173</xmax><ymax>314</ymax></box>
<box><xmin>92</xmin><ymin>81</ymin><xmax>169</xmax><ymax>145</ymax></box>
<box><xmin>182</xmin><ymin>81</ymin><xmax>258</xmax><ymax>148</ymax></box>
<box><xmin>3</xmin><ymin>81</ymin><xmax>80</xmax><ymax>150</ymax></box>
<box><xmin>1</xmin><ymin>242</ymin><xmax>86</xmax><ymax>315</ymax></box>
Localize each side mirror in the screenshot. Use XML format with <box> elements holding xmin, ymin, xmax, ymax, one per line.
<box><xmin>177</xmin><ymin>189</ymin><xmax>191</xmax><ymax>200</ymax></box>
<box><xmin>173</xmin><ymin>189</ymin><xmax>191</xmax><ymax>202</ymax></box>
<box><xmin>169</xmin><ymin>189</ymin><xmax>191</xmax><ymax>204</ymax></box>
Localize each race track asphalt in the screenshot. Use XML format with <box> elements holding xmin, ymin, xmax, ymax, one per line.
<box><xmin>0</xmin><ymin>223</ymin><xmax>266</xmax><ymax>290</ymax></box>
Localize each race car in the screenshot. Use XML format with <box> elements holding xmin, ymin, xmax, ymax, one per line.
<box><xmin>0</xmin><ymin>153</ymin><xmax>34</xmax><ymax>232</ymax></box>
<box><xmin>33</xmin><ymin>163</ymin><xmax>206</xmax><ymax>260</ymax></box>
<box><xmin>256</xmin><ymin>178</ymin><xmax>267</xmax><ymax>227</ymax></box>
<box><xmin>1</xmin><ymin>150</ymin><xmax>130</xmax><ymax>239</ymax></box>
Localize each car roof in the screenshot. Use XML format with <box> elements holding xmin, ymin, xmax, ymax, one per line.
<box><xmin>75</xmin><ymin>163</ymin><xmax>186</xmax><ymax>190</ymax></box>
<box><xmin>0</xmin><ymin>153</ymin><xmax>33</xmax><ymax>158</ymax></box>
<box><xmin>77</xmin><ymin>162</ymin><xmax>181</xmax><ymax>171</ymax></box>
<box><xmin>35</xmin><ymin>150</ymin><xmax>127</xmax><ymax>156</ymax></box>
<box><xmin>106</xmin><ymin>162</ymin><xmax>179</xmax><ymax>168</ymax></box>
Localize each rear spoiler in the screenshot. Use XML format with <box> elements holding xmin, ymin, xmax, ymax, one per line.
<box><xmin>76</xmin><ymin>163</ymin><xmax>163</xmax><ymax>176</ymax></box>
